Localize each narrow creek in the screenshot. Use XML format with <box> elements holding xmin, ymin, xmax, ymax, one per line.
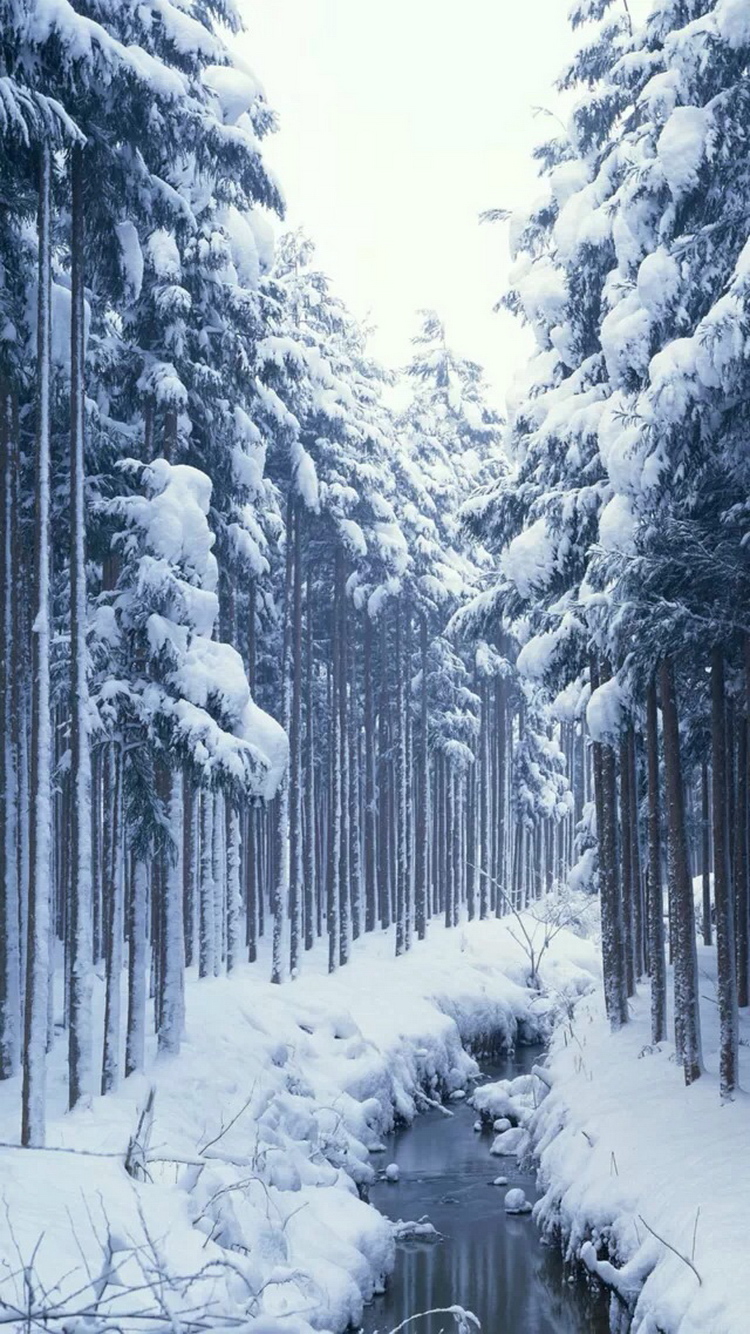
<box><xmin>361</xmin><ymin>1046</ymin><xmax>610</xmax><ymax>1334</ymax></box>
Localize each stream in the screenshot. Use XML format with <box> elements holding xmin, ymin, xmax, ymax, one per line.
<box><xmin>361</xmin><ymin>1046</ymin><xmax>610</xmax><ymax>1334</ymax></box>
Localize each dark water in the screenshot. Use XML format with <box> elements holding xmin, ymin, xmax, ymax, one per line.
<box><xmin>361</xmin><ymin>1047</ymin><xmax>611</xmax><ymax>1334</ymax></box>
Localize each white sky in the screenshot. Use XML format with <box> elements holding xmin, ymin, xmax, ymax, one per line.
<box><xmin>237</xmin><ymin>1</ymin><xmax>577</xmax><ymax>407</ymax></box>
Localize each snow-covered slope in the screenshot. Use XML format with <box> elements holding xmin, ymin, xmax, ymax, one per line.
<box><xmin>531</xmin><ymin>943</ymin><xmax>750</xmax><ymax>1333</ymax></box>
<box><xmin>0</xmin><ymin>920</ymin><xmax>598</xmax><ymax>1334</ymax></box>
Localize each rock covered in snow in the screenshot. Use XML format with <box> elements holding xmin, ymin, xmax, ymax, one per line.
<box><xmin>384</xmin><ymin>1162</ymin><xmax>400</xmax><ymax>1183</ymax></box>
<box><xmin>490</xmin><ymin>1127</ymin><xmax>528</xmax><ymax>1157</ymax></box>
<box><xmin>392</xmin><ymin>1217</ymin><xmax>442</xmax><ymax>1243</ymax></box>
<box><xmin>504</xmin><ymin>1188</ymin><xmax>532</xmax><ymax>1215</ymax></box>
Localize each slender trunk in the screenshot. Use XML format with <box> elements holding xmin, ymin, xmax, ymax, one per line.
<box><xmin>125</xmin><ymin>858</ymin><xmax>147</xmax><ymax>1077</ymax></box>
<box><xmin>711</xmin><ymin>648</ymin><xmax>737</xmax><ymax>1097</ymax></box>
<box><xmin>479</xmin><ymin>681</ymin><xmax>489</xmax><ymax>918</ymax></box>
<box><xmin>68</xmin><ymin>144</ymin><xmax>93</xmax><ymax>1110</ymax></box>
<box><xmin>734</xmin><ymin>711</ymin><xmax>748</xmax><ymax>1009</ymax></box>
<box><xmin>659</xmin><ymin>658</ymin><xmax>702</xmax><ymax>1084</ymax></box>
<box><xmin>590</xmin><ymin>657</ymin><xmax>627</xmax><ymax>1030</ymax></box>
<box><xmin>415</xmin><ymin>615</ymin><xmax>429</xmax><ymax>940</ymax></box>
<box><xmin>101</xmin><ymin>744</ymin><xmax>124</xmax><ymax>1093</ymax></box>
<box><xmin>199</xmin><ymin>788</ymin><xmax>215</xmax><ymax>978</ymax></box>
<box><xmin>304</xmin><ymin>571</ymin><xmax>316</xmax><ymax>951</ymax></box>
<box><xmin>226</xmin><ymin>803</ymin><xmax>242</xmax><ymax>974</ymax></box>
<box><xmin>158</xmin><ymin>770</ymin><xmax>185</xmax><ymax>1054</ymax></box>
<box><xmin>645</xmin><ymin>679</ymin><xmax>667</xmax><ymax>1045</ymax></box>
<box><xmin>378</xmin><ymin>611</ymin><xmax>390</xmax><ymax>929</ymax></box>
<box><xmin>337</xmin><ymin>548</ymin><xmax>350</xmax><ymax>966</ymax></box>
<box><xmin>0</xmin><ymin>388</ymin><xmax>20</xmax><ymax>1077</ymax></box>
<box><xmin>619</xmin><ymin>730</ymin><xmax>636</xmax><ymax>997</ymax></box>
<box><xmin>701</xmin><ymin>760</ymin><xmax>712</xmax><ymax>946</ymax></box>
<box><xmin>272</xmin><ymin>495</ymin><xmax>294</xmax><ymax>983</ymax></box>
<box><xmin>395</xmin><ymin>603</ymin><xmax>406</xmax><ymax>956</ymax></box>
<box><xmin>22</xmin><ymin>146</ymin><xmax>53</xmax><ymax>1146</ymax></box>
<box><xmin>364</xmin><ymin>612</ymin><xmax>377</xmax><ymax>935</ymax></box>
<box><xmin>289</xmin><ymin>502</ymin><xmax>303</xmax><ymax>974</ymax></box>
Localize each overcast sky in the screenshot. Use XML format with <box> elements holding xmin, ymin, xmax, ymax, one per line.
<box><xmin>237</xmin><ymin>2</ymin><xmax>577</xmax><ymax>405</ymax></box>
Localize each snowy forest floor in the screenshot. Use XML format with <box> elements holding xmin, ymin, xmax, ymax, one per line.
<box><xmin>532</xmin><ymin>940</ymin><xmax>750</xmax><ymax>1334</ymax></box>
<box><xmin>0</xmin><ymin>919</ymin><xmax>598</xmax><ymax>1334</ymax></box>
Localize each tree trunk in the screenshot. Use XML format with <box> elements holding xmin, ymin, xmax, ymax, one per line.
<box><xmin>0</xmin><ymin>388</ymin><xmax>20</xmax><ymax>1078</ymax></box>
<box><xmin>711</xmin><ymin>648</ymin><xmax>737</xmax><ymax>1097</ymax></box>
<box><xmin>590</xmin><ymin>658</ymin><xmax>627</xmax><ymax>1029</ymax></box>
<box><xmin>125</xmin><ymin>858</ymin><xmax>148</xmax><ymax>1078</ymax></box>
<box><xmin>659</xmin><ymin>658</ymin><xmax>702</xmax><ymax>1084</ymax></box>
<box><xmin>199</xmin><ymin>788</ymin><xmax>215</xmax><ymax>978</ymax></box>
<box><xmin>364</xmin><ymin>611</ymin><xmax>377</xmax><ymax>935</ymax></box>
<box><xmin>701</xmin><ymin>760</ymin><xmax>712</xmax><ymax>947</ymax></box>
<box><xmin>645</xmin><ymin>679</ymin><xmax>667</xmax><ymax>1045</ymax></box>
<box><xmin>22</xmin><ymin>145</ymin><xmax>53</xmax><ymax>1146</ymax></box>
<box><xmin>289</xmin><ymin>502</ymin><xmax>303</xmax><ymax>975</ymax></box>
<box><xmin>304</xmin><ymin>571</ymin><xmax>316</xmax><ymax>950</ymax></box>
<box><xmin>158</xmin><ymin>770</ymin><xmax>185</xmax><ymax>1054</ymax></box>
<box><xmin>101</xmin><ymin>744</ymin><xmax>124</xmax><ymax>1093</ymax></box>
<box><xmin>68</xmin><ymin>143</ymin><xmax>93</xmax><ymax>1110</ymax></box>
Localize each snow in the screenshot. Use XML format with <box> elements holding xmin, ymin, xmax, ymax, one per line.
<box><xmin>504</xmin><ymin>1188</ymin><xmax>532</xmax><ymax>1215</ymax></box>
<box><xmin>656</xmin><ymin>105</ymin><xmax>711</xmax><ymax>198</ymax></box>
<box><xmin>716</xmin><ymin>0</ymin><xmax>750</xmax><ymax>48</ymax></box>
<box><xmin>116</xmin><ymin>220</ymin><xmax>144</xmax><ymax>300</ymax></box>
<box><xmin>586</xmin><ymin>676</ymin><xmax>624</xmax><ymax>743</ymax></box>
<box><xmin>598</xmin><ymin>492</ymin><xmax>637</xmax><ymax>554</ymax></box>
<box><xmin>530</xmin><ymin>948</ymin><xmax>750</xmax><ymax>1333</ymax></box>
<box><xmin>0</xmin><ymin>919</ymin><xmax>598</xmax><ymax>1334</ymax></box>
<box><xmin>501</xmin><ymin>517</ymin><xmax>555</xmax><ymax>600</ymax></box>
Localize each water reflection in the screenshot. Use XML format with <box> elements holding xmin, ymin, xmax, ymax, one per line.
<box><xmin>362</xmin><ymin>1050</ymin><xmax>611</xmax><ymax>1334</ymax></box>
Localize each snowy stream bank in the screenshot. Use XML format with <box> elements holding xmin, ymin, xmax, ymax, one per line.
<box><xmin>0</xmin><ymin>919</ymin><xmax>598</xmax><ymax>1334</ymax></box>
<box><xmin>528</xmin><ymin>946</ymin><xmax>750</xmax><ymax>1334</ymax></box>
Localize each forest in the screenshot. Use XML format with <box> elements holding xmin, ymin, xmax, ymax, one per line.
<box><xmin>1</xmin><ymin>1</ymin><xmax>750</xmax><ymax>1331</ymax></box>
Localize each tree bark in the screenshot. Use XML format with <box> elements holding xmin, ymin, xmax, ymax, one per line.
<box><xmin>68</xmin><ymin>143</ymin><xmax>93</xmax><ymax>1110</ymax></box>
<box><xmin>645</xmin><ymin>678</ymin><xmax>667</xmax><ymax>1044</ymax></box>
<box><xmin>22</xmin><ymin>144</ymin><xmax>53</xmax><ymax>1146</ymax></box>
<box><xmin>711</xmin><ymin>648</ymin><xmax>737</xmax><ymax>1097</ymax></box>
<box><xmin>659</xmin><ymin>658</ymin><xmax>702</xmax><ymax>1084</ymax></box>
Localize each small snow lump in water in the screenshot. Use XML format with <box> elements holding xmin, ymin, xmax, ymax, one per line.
<box><xmin>504</xmin><ymin>1187</ymin><xmax>532</xmax><ymax>1214</ymax></box>
<box><xmin>385</xmin><ymin>1162</ymin><xmax>400</xmax><ymax>1183</ymax></box>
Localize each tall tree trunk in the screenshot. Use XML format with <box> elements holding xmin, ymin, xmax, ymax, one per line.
<box><xmin>304</xmin><ymin>571</ymin><xmax>316</xmax><ymax>951</ymax></box>
<box><xmin>364</xmin><ymin>611</ymin><xmax>377</xmax><ymax>935</ymax></box>
<box><xmin>590</xmin><ymin>658</ymin><xmax>628</xmax><ymax>1030</ymax></box>
<box><xmin>734</xmin><ymin>710</ymin><xmax>749</xmax><ymax>1009</ymax></box>
<box><xmin>619</xmin><ymin>729</ymin><xmax>636</xmax><ymax>997</ymax></box>
<box><xmin>377</xmin><ymin>611</ymin><xmax>390</xmax><ymax>929</ymax></box>
<box><xmin>415</xmin><ymin>615</ymin><xmax>429</xmax><ymax>940</ymax></box>
<box><xmin>659</xmin><ymin>658</ymin><xmax>702</xmax><ymax>1084</ymax></box>
<box><xmin>0</xmin><ymin>388</ymin><xmax>20</xmax><ymax>1077</ymax></box>
<box><xmin>125</xmin><ymin>858</ymin><xmax>148</xmax><ymax>1077</ymax></box>
<box><xmin>645</xmin><ymin>679</ymin><xmax>667</xmax><ymax>1045</ymax></box>
<box><xmin>101</xmin><ymin>743</ymin><xmax>124</xmax><ymax>1094</ymax></box>
<box><xmin>22</xmin><ymin>145</ymin><xmax>53</xmax><ymax>1146</ymax></box>
<box><xmin>701</xmin><ymin>760</ymin><xmax>712</xmax><ymax>947</ymax></box>
<box><xmin>226</xmin><ymin>803</ymin><xmax>243</xmax><ymax>974</ymax></box>
<box><xmin>68</xmin><ymin>143</ymin><xmax>93</xmax><ymax>1110</ymax></box>
<box><xmin>289</xmin><ymin>502</ymin><xmax>303</xmax><ymax>975</ymax></box>
<box><xmin>711</xmin><ymin>648</ymin><xmax>737</xmax><ymax>1097</ymax></box>
<box><xmin>199</xmin><ymin>788</ymin><xmax>215</xmax><ymax>978</ymax></box>
<box><xmin>183</xmin><ymin>779</ymin><xmax>195</xmax><ymax>969</ymax></box>
<box><xmin>272</xmin><ymin>494</ymin><xmax>294</xmax><ymax>983</ymax></box>
<box><xmin>158</xmin><ymin>770</ymin><xmax>185</xmax><ymax>1054</ymax></box>
<box><xmin>338</xmin><ymin>550</ymin><xmax>350</xmax><ymax>967</ymax></box>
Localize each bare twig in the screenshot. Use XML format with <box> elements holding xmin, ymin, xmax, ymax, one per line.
<box><xmin>638</xmin><ymin>1214</ymin><xmax>702</xmax><ymax>1286</ymax></box>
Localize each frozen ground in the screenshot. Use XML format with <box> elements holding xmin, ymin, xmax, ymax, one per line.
<box><xmin>530</xmin><ymin>940</ymin><xmax>750</xmax><ymax>1334</ymax></box>
<box><xmin>0</xmin><ymin>918</ymin><xmax>598</xmax><ymax>1334</ymax></box>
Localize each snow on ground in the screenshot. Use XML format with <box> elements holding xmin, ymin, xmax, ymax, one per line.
<box><xmin>529</xmin><ymin>942</ymin><xmax>750</xmax><ymax>1333</ymax></box>
<box><xmin>0</xmin><ymin>918</ymin><xmax>598</xmax><ymax>1334</ymax></box>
